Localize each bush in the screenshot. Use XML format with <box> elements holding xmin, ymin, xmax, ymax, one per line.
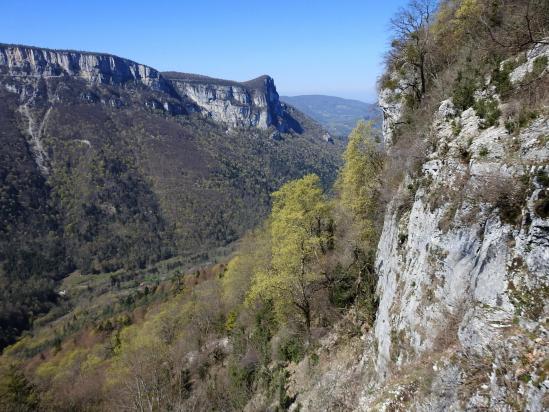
<box><xmin>277</xmin><ymin>335</ymin><xmax>305</xmax><ymax>363</ymax></box>
<box><xmin>478</xmin><ymin>146</ymin><xmax>489</xmax><ymax>158</ymax></box>
<box><xmin>379</xmin><ymin>73</ymin><xmax>399</xmax><ymax>91</ymax></box>
<box><xmin>473</xmin><ymin>173</ymin><xmax>529</xmax><ymax>225</ymax></box>
<box><xmin>504</xmin><ymin>107</ymin><xmax>538</xmax><ymax>135</ymax></box>
<box><xmin>473</xmin><ymin>98</ymin><xmax>501</xmax><ymax>128</ymax></box>
<box><xmin>452</xmin><ymin>70</ymin><xmax>478</xmax><ymax>111</ymax></box>
<box><xmin>526</xmin><ymin>55</ymin><xmax>548</xmax><ymax>82</ymax></box>
<box><xmin>491</xmin><ymin>60</ymin><xmax>517</xmax><ymax>96</ymax></box>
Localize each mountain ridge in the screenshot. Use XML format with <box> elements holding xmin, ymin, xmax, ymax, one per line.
<box><xmin>0</xmin><ymin>43</ymin><xmax>342</xmax><ymax>349</ymax></box>
<box><xmin>281</xmin><ymin>94</ymin><xmax>382</xmax><ymax>137</ymax></box>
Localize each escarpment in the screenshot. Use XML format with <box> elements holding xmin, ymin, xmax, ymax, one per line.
<box><xmin>164</xmin><ymin>72</ymin><xmax>292</xmax><ymax>131</ymax></box>
<box><xmin>284</xmin><ymin>39</ymin><xmax>548</xmax><ymax>412</ymax></box>
<box><xmin>0</xmin><ymin>44</ymin><xmax>299</xmax><ymax>131</ymax></box>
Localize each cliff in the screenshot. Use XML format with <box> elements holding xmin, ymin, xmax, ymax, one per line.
<box><xmin>283</xmin><ymin>41</ymin><xmax>549</xmax><ymax>412</ymax></box>
<box><xmin>0</xmin><ymin>43</ymin><xmax>175</xmax><ymax>93</ymax></box>
<box><xmin>0</xmin><ymin>44</ymin><xmax>295</xmax><ymax>132</ymax></box>
<box><xmin>164</xmin><ymin>72</ymin><xmax>290</xmax><ymax>130</ymax></box>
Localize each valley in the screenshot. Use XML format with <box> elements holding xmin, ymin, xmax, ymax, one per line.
<box><xmin>1</xmin><ymin>1</ymin><xmax>548</xmax><ymax>411</ymax></box>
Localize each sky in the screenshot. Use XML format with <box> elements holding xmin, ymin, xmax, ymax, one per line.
<box><xmin>0</xmin><ymin>0</ymin><xmax>408</xmax><ymax>102</ymax></box>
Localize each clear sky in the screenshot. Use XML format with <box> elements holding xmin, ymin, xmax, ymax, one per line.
<box><xmin>0</xmin><ymin>0</ymin><xmax>408</xmax><ymax>102</ymax></box>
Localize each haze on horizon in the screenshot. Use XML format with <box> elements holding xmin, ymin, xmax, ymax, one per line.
<box><xmin>0</xmin><ymin>0</ymin><xmax>409</xmax><ymax>103</ymax></box>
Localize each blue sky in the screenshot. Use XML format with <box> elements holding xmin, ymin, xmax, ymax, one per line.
<box><xmin>0</xmin><ymin>0</ymin><xmax>408</xmax><ymax>102</ymax></box>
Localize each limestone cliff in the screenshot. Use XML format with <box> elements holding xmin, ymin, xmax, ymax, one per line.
<box><xmin>164</xmin><ymin>72</ymin><xmax>290</xmax><ymax>130</ymax></box>
<box><xmin>0</xmin><ymin>44</ymin><xmax>296</xmax><ymax>132</ymax></box>
<box><xmin>285</xmin><ymin>42</ymin><xmax>548</xmax><ymax>412</ymax></box>
<box><xmin>0</xmin><ymin>44</ymin><xmax>175</xmax><ymax>93</ymax></box>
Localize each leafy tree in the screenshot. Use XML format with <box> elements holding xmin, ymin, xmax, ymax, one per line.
<box><xmin>247</xmin><ymin>174</ymin><xmax>332</xmax><ymax>338</ymax></box>
<box><xmin>0</xmin><ymin>364</ymin><xmax>39</xmax><ymax>411</ymax></box>
<box><xmin>337</xmin><ymin>121</ymin><xmax>384</xmax><ymax>246</ymax></box>
<box><xmin>222</xmin><ymin>226</ymin><xmax>271</xmax><ymax>313</ymax></box>
<box><xmin>332</xmin><ymin>121</ymin><xmax>384</xmax><ymax>323</ymax></box>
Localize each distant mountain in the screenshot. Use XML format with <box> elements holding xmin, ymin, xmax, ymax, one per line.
<box><xmin>281</xmin><ymin>94</ymin><xmax>382</xmax><ymax>137</ymax></box>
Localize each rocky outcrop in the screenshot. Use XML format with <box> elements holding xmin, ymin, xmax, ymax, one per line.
<box><xmin>287</xmin><ymin>42</ymin><xmax>548</xmax><ymax>411</ymax></box>
<box><xmin>0</xmin><ymin>44</ymin><xmax>175</xmax><ymax>93</ymax></box>
<box><xmin>363</xmin><ymin>96</ymin><xmax>548</xmax><ymax>410</ymax></box>
<box><xmin>0</xmin><ymin>44</ymin><xmax>297</xmax><ymax>133</ymax></box>
<box><xmin>164</xmin><ymin>72</ymin><xmax>290</xmax><ymax>130</ymax></box>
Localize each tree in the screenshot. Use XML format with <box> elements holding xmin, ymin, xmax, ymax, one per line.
<box><xmin>0</xmin><ymin>364</ymin><xmax>39</xmax><ymax>412</ymax></box>
<box><xmin>337</xmin><ymin>121</ymin><xmax>384</xmax><ymax>247</ymax></box>
<box><xmin>246</xmin><ymin>174</ymin><xmax>332</xmax><ymax>339</ymax></box>
<box><xmin>332</xmin><ymin>121</ymin><xmax>384</xmax><ymax>322</ymax></box>
<box><xmin>221</xmin><ymin>226</ymin><xmax>271</xmax><ymax>313</ymax></box>
<box><xmin>456</xmin><ymin>0</ymin><xmax>549</xmax><ymax>52</ymax></box>
<box><xmin>389</xmin><ymin>0</ymin><xmax>437</xmax><ymax>100</ymax></box>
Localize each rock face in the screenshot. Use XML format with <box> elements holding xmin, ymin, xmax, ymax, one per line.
<box><xmin>287</xmin><ymin>42</ymin><xmax>548</xmax><ymax>412</ymax></box>
<box><xmin>0</xmin><ymin>44</ymin><xmax>296</xmax><ymax>132</ymax></box>
<box><xmin>164</xmin><ymin>72</ymin><xmax>289</xmax><ymax>130</ymax></box>
<box><xmin>0</xmin><ymin>44</ymin><xmax>175</xmax><ymax>93</ymax></box>
<box><xmin>365</xmin><ymin>98</ymin><xmax>548</xmax><ymax>410</ymax></box>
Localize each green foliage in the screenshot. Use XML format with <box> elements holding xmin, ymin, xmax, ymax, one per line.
<box><xmin>533</xmin><ymin>55</ymin><xmax>548</xmax><ymax>73</ymax></box>
<box><xmin>277</xmin><ymin>335</ymin><xmax>305</xmax><ymax>363</ymax></box>
<box><xmin>227</xmin><ymin>359</ymin><xmax>256</xmax><ymax>409</ymax></box>
<box><xmin>247</xmin><ymin>174</ymin><xmax>332</xmax><ymax>333</ymax></box>
<box><xmin>505</xmin><ymin>107</ymin><xmax>538</xmax><ymax>135</ymax></box>
<box><xmin>337</xmin><ymin>121</ymin><xmax>384</xmax><ymax>244</ymax></box>
<box><xmin>452</xmin><ymin>70</ymin><xmax>478</xmax><ymax>111</ymax></box>
<box><xmin>473</xmin><ymin>98</ymin><xmax>501</xmax><ymax>128</ymax></box>
<box><xmin>491</xmin><ymin>60</ymin><xmax>517</xmax><ymax>96</ymax></box>
<box><xmin>523</xmin><ymin>55</ymin><xmax>548</xmax><ymax>83</ymax></box>
<box><xmin>451</xmin><ymin>119</ymin><xmax>462</xmax><ymax>136</ymax></box>
<box><xmin>328</xmin><ymin>264</ymin><xmax>358</xmax><ymax>308</ymax></box>
<box><xmin>0</xmin><ymin>364</ymin><xmax>39</xmax><ymax>412</ymax></box>
<box><xmin>222</xmin><ymin>227</ymin><xmax>271</xmax><ymax>313</ymax></box>
<box><xmin>379</xmin><ymin>74</ymin><xmax>399</xmax><ymax>91</ymax></box>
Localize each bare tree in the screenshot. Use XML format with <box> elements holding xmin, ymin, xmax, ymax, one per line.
<box><xmin>390</xmin><ymin>0</ymin><xmax>437</xmax><ymax>100</ymax></box>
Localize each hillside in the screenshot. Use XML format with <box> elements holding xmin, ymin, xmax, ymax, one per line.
<box><xmin>281</xmin><ymin>94</ymin><xmax>381</xmax><ymax>136</ymax></box>
<box><xmin>0</xmin><ymin>44</ymin><xmax>342</xmax><ymax>349</ymax></box>
<box><xmin>1</xmin><ymin>1</ymin><xmax>548</xmax><ymax>411</ymax></box>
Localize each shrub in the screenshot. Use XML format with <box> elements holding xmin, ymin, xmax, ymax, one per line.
<box><xmin>277</xmin><ymin>335</ymin><xmax>305</xmax><ymax>363</ymax></box>
<box><xmin>504</xmin><ymin>107</ymin><xmax>538</xmax><ymax>135</ymax></box>
<box><xmin>452</xmin><ymin>70</ymin><xmax>477</xmax><ymax>111</ymax></box>
<box><xmin>478</xmin><ymin>146</ymin><xmax>489</xmax><ymax>158</ymax></box>
<box><xmin>473</xmin><ymin>173</ymin><xmax>529</xmax><ymax>225</ymax></box>
<box><xmin>473</xmin><ymin>98</ymin><xmax>501</xmax><ymax>128</ymax></box>
<box><xmin>491</xmin><ymin>60</ymin><xmax>517</xmax><ymax>96</ymax></box>
<box><xmin>451</xmin><ymin>119</ymin><xmax>462</xmax><ymax>136</ymax></box>
<box><xmin>520</xmin><ymin>55</ymin><xmax>548</xmax><ymax>85</ymax></box>
<box><xmin>534</xmin><ymin>193</ymin><xmax>549</xmax><ymax>219</ymax></box>
<box><xmin>379</xmin><ymin>73</ymin><xmax>399</xmax><ymax>91</ymax></box>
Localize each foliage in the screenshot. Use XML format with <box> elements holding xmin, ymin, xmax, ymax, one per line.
<box><xmin>473</xmin><ymin>98</ymin><xmax>501</xmax><ymax>128</ymax></box>
<box><xmin>337</xmin><ymin>121</ymin><xmax>384</xmax><ymax>244</ymax></box>
<box><xmin>491</xmin><ymin>60</ymin><xmax>517</xmax><ymax>96</ymax></box>
<box><xmin>247</xmin><ymin>174</ymin><xmax>332</xmax><ymax>335</ymax></box>
<box><xmin>277</xmin><ymin>334</ymin><xmax>305</xmax><ymax>363</ymax></box>
<box><xmin>452</xmin><ymin>68</ymin><xmax>478</xmax><ymax>111</ymax></box>
<box><xmin>0</xmin><ymin>364</ymin><xmax>39</xmax><ymax>412</ymax></box>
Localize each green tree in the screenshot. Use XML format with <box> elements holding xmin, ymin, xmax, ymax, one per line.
<box><xmin>334</xmin><ymin>121</ymin><xmax>384</xmax><ymax>323</ymax></box>
<box><xmin>337</xmin><ymin>121</ymin><xmax>384</xmax><ymax>246</ymax></box>
<box><xmin>0</xmin><ymin>364</ymin><xmax>39</xmax><ymax>411</ymax></box>
<box><xmin>247</xmin><ymin>174</ymin><xmax>332</xmax><ymax>339</ymax></box>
